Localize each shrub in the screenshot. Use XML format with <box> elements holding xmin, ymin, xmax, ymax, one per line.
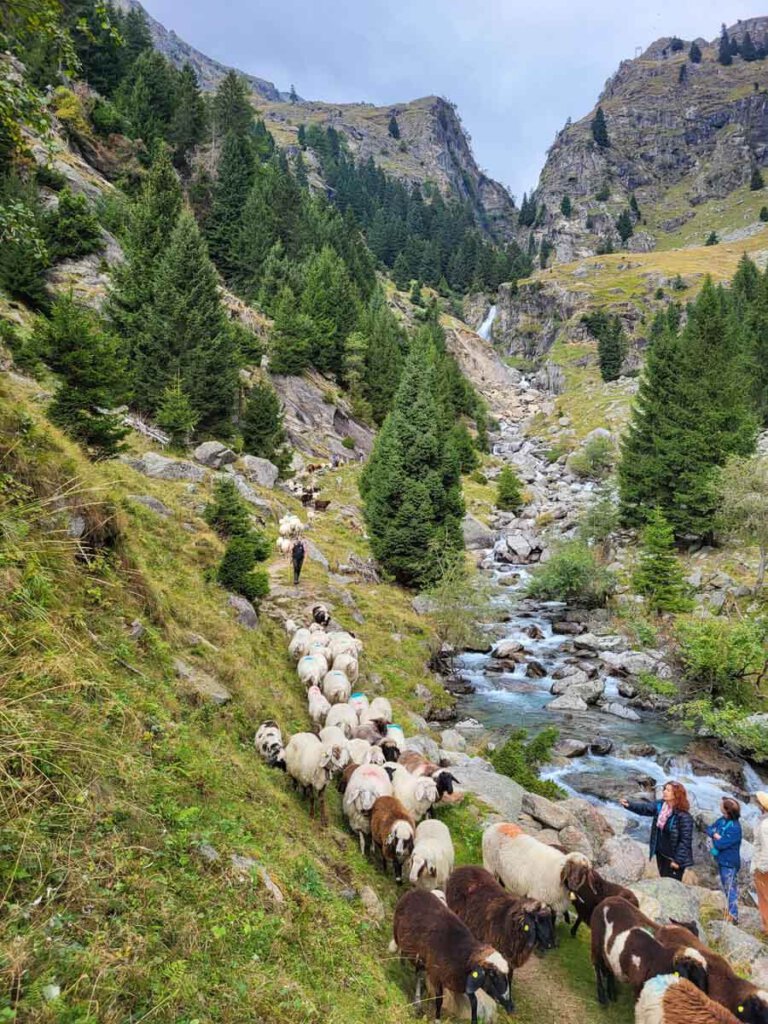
<box><xmin>675</xmin><ymin>615</ymin><xmax>768</xmax><ymax>706</ymax></box>
<box><xmin>496</xmin><ymin>465</ymin><xmax>524</xmax><ymax>511</ymax></box>
<box><xmin>35</xmin><ymin>164</ymin><xmax>67</xmax><ymax>191</ymax></box>
<box><xmin>595</xmin><ymin>184</ymin><xmax>610</xmax><ymax>202</ymax></box>
<box><xmin>568</xmin><ymin>434</ymin><xmax>615</xmax><ymax>479</ymax></box>
<box><xmin>672</xmin><ymin>274</ymin><xmax>686</xmax><ymax>291</ymax></box>
<box><xmin>217</xmin><ymin>535</ymin><xmax>270</xmax><ymax>603</ymax></box>
<box><xmin>526</xmin><ymin>540</ymin><xmax>616</xmax><ymax>607</ymax></box>
<box><xmin>677</xmin><ymin>700</ymin><xmax>768</xmax><ymax>762</ymax></box>
<box><xmin>632</xmin><ymin>508</ymin><xmax>693</xmax><ymax>613</ymax></box>
<box><xmin>761</xmin><ymin>206</ymin><xmax>768</xmax><ymax>223</ymax></box>
<box><xmin>341</xmin><ymin>435</ymin><xmax>356</xmax><ymax>450</ymax></box>
<box><xmin>654</xmin><ymin>287</ymin><xmax>665</xmax><ymax>300</ymax></box>
<box><xmin>470</xmin><ymin>470</ymin><xmax>487</xmax><ymax>485</ymax></box>
<box><xmin>635</xmin><ymin>672</ymin><xmax>678</xmax><ymax>699</ymax></box>
<box><xmin>490</xmin><ymin>728</ymin><xmax>564</xmax><ymax>799</ymax></box>
<box><xmin>90</xmin><ymin>98</ymin><xmax>126</xmax><ymax>137</ymax></box>
<box><xmin>705</xmin><ymin>231</ymin><xmax>719</xmax><ymax>246</ymax></box>
<box><xmin>51</xmin><ymin>87</ymin><xmax>91</xmax><ymax>141</ymax></box>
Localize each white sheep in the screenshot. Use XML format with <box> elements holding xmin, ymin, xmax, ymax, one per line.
<box><xmin>408</xmin><ymin>819</ymin><xmax>455</xmax><ymax>891</ymax></box>
<box><xmin>288</xmin><ymin>628</ymin><xmax>312</xmax><ymax>662</ymax></box>
<box><xmin>348</xmin><ymin>738</ymin><xmax>386</xmax><ymax>766</ymax></box>
<box><xmin>325</xmin><ymin>703</ymin><xmax>358</xmax><ymax>738</ymax></box>
<box><xmin>342</xmin><ymin>763</ymin><xmax>393</xmax><ymax>854</ymax></box>
<box><xmin>278</xmin><ymin>514</ymin><xmax>304</xmax><ymax>538</ymax></box>
<box><xmin>307</xmin><ymin>685</ymin><xmax>331</xmax><ymax>728</ymax></box>
<box><xmin>254</xmin><ymin>720</ymin><xmax>285</xmax><ymax>769</ymax></box>
<box><xmin>482</xmin><ymin>822</ymin><xmax>591</xmax><ymax>917</ymax></box>
<box><xmin>284</xmin><ymin>732</ymin><xmax>348</xmax><ymax>823</ymax></box>
<box><xmin>298</xmin><ymin>654</ymin><xmax>328</xmax><ymax>688</ymax></box>
<box><xmin>319</xmin><ymin>725</ymin><xmax>349</xmax><ymax>750</ymax></box>
<box><xmin>391</xmin><ymin>764</ymin><xmax>439</xmax><ymax>822</ymax></box>
<box><xmin>284</xmin><ymin>618</ymin><xmax>298</xmax><ymax>635</ymax></box>
<box><xmin>333</xmin><ymin>651</ymin><xmax>359</xmax><ymax>684</ymax></box>
<box><xmin>276</xmin><ymin>537</ymin><xmax>292</xmax><ymax>555</ymax></box>
<box><xmin>308</xmin><ymin>621</ymin><xmax>327</xmax><ymax>635</ymax></box>
<box><xmin>348</xmin><ymin>691</ymin><xmax>369</xmax><ymax>718</ymax></box>
<box><xmin>326</xmin><ymin>631</ymin><xmax>363</xmax><ymax>661</ymax></box>
<box><xmin>322</xmin><ymin>669</ymin><xmax>351</xmax><ymax>705</ymax></box>
<box><xmin>308</xmin><ymin>637</ymin><xmax>329</xmax><ymax>659</ymax></box>
<box><xmin>367</xmin><ymin>697</ymin><xmax>393</xmax><ymax>727</ymax></box>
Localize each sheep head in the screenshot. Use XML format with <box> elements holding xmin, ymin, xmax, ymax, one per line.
<box><xmin>355</xmin><ymin>790</ymin><xmax>377</xmax><ymax>814</ymax></box>
<box><xmin>560</xmin><ymin>854</ymin><xmax>591</xmax><ymax>892</ymax></box>
<box><xmin>387</xmin><ymin>821</ymin><xmax>414</xmax><ymax>862</ymax></box>
<box><xmin>469</xmin><ymin>952</ymin><xmax>513</xmax><ymax>1012</ymax></box>
<box><xmin>408</xmin><ymin>854</ymin><xmax>435</xmax><ymax>885</ymax></box>
<box><xmin>434</xmin><ymin>769</ymin><xmax>458</xmax><ymax>797</ymax></box>
<box><xmin>524</xmin><ymin>902</ymin><xmax>556</xmax><ymax>952</ymax></box>
<box><xmin>737</xmin><ymin>992</ymin><xmax>768</xmax><ymax>1024</ymax></box>
<box><xmin>674</xmin><ymin>947</ymin><xmax>708</xmax><ymax>995</ymax></box>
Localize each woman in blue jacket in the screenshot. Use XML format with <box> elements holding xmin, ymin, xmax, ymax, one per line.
<box><xmin>707</xmin><ymin>796</ymin><xmax>743</xmax><ymax>924</ymax></box>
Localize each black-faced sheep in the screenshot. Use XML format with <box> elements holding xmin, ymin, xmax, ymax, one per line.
<box><xmin>342</xmin><ymin>763</ymin><xmax>393</xmax><ymax>853</ymax></box>
<box><xmin>312</xmin><ymin>604</ymin><xmax>331</xmax><ymax>627</ymax></box>
<box><xmin>254</xmin><ymin>720</ymin><xmax>286</xmax><ymax>769</ymax></box>
<box><xmin>482</xmin><ymin>822</ymin><xmax>591</xmax><ymax>919</ymax></box>
<box><xmin>591</xmin><ymin>896</ymin><xmax>708</xmax><ymax>1006</ymax></box>
<box><xmin>655</xmin><ymin>924</ymin><xmax>768</xmax><ymax>1024</ymax></box>
<box><xmin>390</xmin><ymin>889</ymin><xmax>513</xmax><ymax>1024</ymax></box>
<box><xmin>564</xmin><ymin>865</ymin><xmax>639</xmax><ymax>937</ymax></box>
<box><xmin>636</xmin><ymin>974</ymin><xmax>740</xmax><ymax>1024</ymax></box>
<box><xmin>370</xmin><ymin>795</ymin><xmax>415</xmax><ymax>883</ymax></box>
<box><xmin>408</xmin><ymin>819</ymin><xmax>455</xmax><ymax>891</ymax></box>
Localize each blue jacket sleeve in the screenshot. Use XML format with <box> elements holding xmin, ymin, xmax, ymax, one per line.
<box><xmin>712</xmin><ymin>824</ymin><xmax>742</xmax><ymax>853</ymax></box>
<box><xmin>626</xmin><ymin>800</ymin><xmax>658</xmax><ymax>817</ymax></box>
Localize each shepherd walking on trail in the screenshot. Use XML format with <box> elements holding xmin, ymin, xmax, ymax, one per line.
<box><xmin>291</xmin><ymin>538</ymin><xmax>305</xmax><ymax>586</ymax></box>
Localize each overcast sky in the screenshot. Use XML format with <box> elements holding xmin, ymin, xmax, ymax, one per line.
<box><xmin>143</xmin><ymin>0</ymin><xmax>760</xmax><ymax>198</ymax></box>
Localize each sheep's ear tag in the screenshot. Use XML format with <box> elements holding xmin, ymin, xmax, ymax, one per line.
<box><xmin>471</xmin><ymin>971</ymin><xmax>479</xmax><ymax>979</ymax></box>
<box><xmin>738</xmin><ymin>1007</ymin><xmax>744</xmax><ymax>1015</ymax></box>
<box><xmin>673</xmin><ymin>972</ymin><xmax>680</xmax><ymax>978</ymax></box>
<box><xmin>523</xmin><ymin>924</ymin><xmax>530</xmax><ymax>932</ymax></box>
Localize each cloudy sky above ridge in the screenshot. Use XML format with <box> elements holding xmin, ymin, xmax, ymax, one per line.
<box><xmin>143</xmin><ymin>0</ymin><xmax>761</xmax><ymax>198</ymax></box>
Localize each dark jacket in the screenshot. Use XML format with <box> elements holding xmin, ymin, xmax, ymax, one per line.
<box><xmin>706</xmin><ymin>816</ymin><xmax>742</xmax><ymax>871</ymax></box>
<box><xmin>626</xmin><ymin>799</ymin><xmax>695</xmax><ymax>868</ymax></box>
<box><xmin>291</xmin><ymin>541</ymin><xmax>305</xmax><ymax>565</ymax></box>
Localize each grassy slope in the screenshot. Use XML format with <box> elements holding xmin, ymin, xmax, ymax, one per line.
<box><xmin>0</xmin><ymin>372</ymin><xmax>634</xmax><ymax>1023</ymax></box>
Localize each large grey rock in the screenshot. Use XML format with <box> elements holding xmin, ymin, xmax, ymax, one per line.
<box><xmin>412</xmin><ymin>595</ymin><xmax>438</xmax><ymax>615</ymax></box>
<box><xmin>522</xmin><ymin>792</ymin><xmax>576</xmax><ymax>831</ymax></box>
<box><xmin>455</xmin><ymin>760</ymin><xmax>525</xmax><ymax>820</ymax></box>
<box><xmin>129</xmin><ymin>494</ymin><xmax>172</xmax><ymax>517</ymax></box>
<box><xmin>601</xmin><ymin>701</ymin><xmax>641</xmax><ymax>722</ymax></box>
<box><xmin>304</xmin><ymin>539</ymin><xmax>329</xmax><ymax>569</ymax></box>
<box><xmin>240</xmin><ymin>455</ymin><xmax>279</xmax><ymax>487</ymax></box>
<box><xmin>707</xmin><ymin>921</ymin><xmax>767</xmax><ymax>969</ymax></box>
<box><xmin>463</xmin><ymin>514</ymin><xmax>495</xmax><ymax>550</ymax></box>
<box><xmin>440</xmin><ymin>729</ymin><xmax>467</xmax><ymax>752</ymax></box>
<box><xmin>173</xmin><ymin>658</ymin><xmax>232</xmax><ymax>704</ymax></box>
<box><xmin>492</xmin><ymin>639</ymin><xmax>525</xmax><ymax>660</ymax></box>
<box><xmin>548</xmin><ymin>693</ymin><xmax>588</xmax><ymax>712</ymax></box>
<box><xmin>360</xmin><ymin>885</ymin><xmax>385</xmax><ymax>923</ymax></box>
<box><xmin>228</xmin><ymin>594</ymin><xmax>258</xmax><ymax>629</ymax></box>
<box><xmin>230</xmin><ymin>474</ymin><xmax>271</xmax><ymax>511</ymax></box>
<box><xmin>561</xmin><ymin>798</ymin><xmax>615</xmax><ymax>852</ymax></box>
<box><xmin>551</xmin><ymin>668</ymin><xmax>590</xmax><ymax>691</ymax></box>
<box><xmin>598</xmin><ymin>836</ymin><xmax>647</xmax><ymax>884</ymax></box>
<box><xmin>630</xmin><ymin>878</ymin><xmax>707</xmax><ymax>929</ymax></box>
<box><xmin>125</xmin><ymin>452</ymin><xmax>206</xmax><ymax>482</ymax></box>
<box><xmin>554</xmin><ymin>738</ymin><xmax>589</xmax><ymax>758</ymax></box>
<box><xmin>558</xmin><ymin>825</ymin><xmax>594</xmax><ymax>860</ymax></box>
<box><xmin>194</xmin><ymin>441</ymin><xmax>237</xmax><ymax>469</ymax></box>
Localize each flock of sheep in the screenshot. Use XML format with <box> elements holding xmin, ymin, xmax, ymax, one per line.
<box><xmin>255</xmin><ymin>607</ymin><xmax>768</xmax><ymax>1024</ymax></box>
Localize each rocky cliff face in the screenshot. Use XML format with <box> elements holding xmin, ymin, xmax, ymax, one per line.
<box><xmin>524</xmin><ymin>17</ymin><xmax>768</xmax><ymax>262</ymax></box>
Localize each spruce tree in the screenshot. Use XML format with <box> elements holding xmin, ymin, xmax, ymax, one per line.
<box><xmin>118</xmin><ymin>50</ymin><xmax>177</xmax><ymax>144</ymax></box>
<box><xmin>630</xmin><ymin>193</ymin><xmax>641</xmax><ymax>218</ymax></box>
<box><xmin>719</xmin><ymin>25</ymin><xmax>733</xmax><ymax>66</ymax></box>
<box><xmin>751</xmin><ymin>165</ymin><xmax>765</xmax><ymax>191</ymax></box>
<box><xmin>689</xmin><ymin>41</ymin><xmax>702</xmax><ymax>63</ymax></box>
<box><xmin>218</xmin><ymin>535</ymin><xmax>269</xmax><ymax>603</ymax></box>
<box><xmin>497</xmin><ymin>465</ymin><xmax>524</xmax><ymax>512</ymax></box>
<box><xmin>241</xmin><ymin>377</ymin><xmax>288</xmax><ymax>469</ymax></box>
<box><xmin>0</xmin><ymin>188</ymin><xmax>49</xmax><ymax>307</ymax></box>
<box><xmin>207</xmin><ymin>130</ymin><xmax>255</xmax><ymax>279</ymax></box>
<box><xmin>741</xmin><ymin>31</ymin><xmax>758</xmax><ymax>61</ymax></box>
<box><xmin>632</xmin><ymin>508</ymin><xmax>692</xmax><ymax>613</ymax></box>
<box><xmin>289</xmin><ymin>84</ymin><xmax>299</xmax><ymax>104</ymax></box>
<box><xmin>591</xmin><ymin>106</ymin><xmax>610</xmax><ymax>148</ymax></box>
<box><xmin>169</xmin><ymin>62</ymin><xmax>207</xmax><ymax>170</ymax></box>
<box><xmin>136</xmin><ymin>211</ymin><xmax>237</xmax><ymax>433</ymax></box>
<box><xmin>269</xmin><ymin>286</ymin><xmax>312</xmax><ymax>374</ymax></box>
<box><xmin>301</xmin><ymin>246</ymin><xmax>359</xmax><ymax>377</ymax></box>
<box><xmin>388</xmin><ymin>113</ymin><xmax>400</xmax><ymax>139</ymax></box>
<box><xmin>598</xmin><ymin>315</ymin><xmax>627</xmax><ymax>382</ymax></box>
<box><xmin>743</xmin><ymin>263</ymin><xmax>768</xmax><ymax>424</ymax></box>
<box><xmin>616</xmin><ymin>209</ymin><xmax>634</xmax><ymax>242</ymax></box>
<box><xmin>38</xmin><ymin>294</ymin><xmax>128</xmax><ymax>458</ymax></box>
<box><xmin>44</xmin><ymin>188</ymin><xmax>102</xmax><ymax>261</ymax></box>
<box><xmin>560</xmin><ymin>195</ymin><xmax>572</xmax><ymax>217</ymax></box>
<box><xmin>705</xmin><ymin>230</ymin><xmax>719</xmax><ymax>246</ymax></box>
<box><xmin>205</xmin><ymin>477</ymin><xmax>252</xmax><ymax>537</ymax></box>
<box><xmin>156</xmin><ymin>375</ymin><xmax>199</xmax><ymax>448</ymax></box>
<box><xmin>619</xmin><ymin>279</ymin><xmax>757</xmax><ymax>536</ymax></box>
<box><xmin>360</xmin><ymin>333</ymin><xmax>464</xmax><ymax>587</ymax></box>
<box><xmin>392</xmin><ymin>252</ymin><xmax>410</xmax><ymax>290</ymax></box>
<box><xmin>361</xmin><ymin>291</ymin><xmax>404</xmax><ymax>423</ymax></box>
<box><xmin>212</xmin><ymin>70</ymin><xmax>254</xmax><ymax>139</ymax></box>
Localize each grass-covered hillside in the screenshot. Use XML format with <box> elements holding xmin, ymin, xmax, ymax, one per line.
<box><xmin>0</xmin><ymin>372</ymin><xmax>637</xmax><ymax>1024</ymax></box>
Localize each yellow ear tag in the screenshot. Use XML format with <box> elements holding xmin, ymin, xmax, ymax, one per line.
<box><xmin>524</xmin><ymin>924</ymin><xmax>530</xmax><ymax>932</ymax></box>
<box><xmin>472</xmin><ymin>971</ymin><xmax>479</xmax><ymax>979</ymax></box>
<box><xmin>569</xmin><ymin>892</ymin><xmax>577</xmax><ymax>901</ymax></box>
<box><xmin>674</xmin><ymin>972</ymin><xmax>680</xmax><ymax>978</ymax></box>
<box><xmin>738</xmin><ymin>1008</ymin><xmax>744</xmax><ymax>1014</ymax></box>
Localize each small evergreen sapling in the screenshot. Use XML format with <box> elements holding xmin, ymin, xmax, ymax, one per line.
<box><xmin>705</xmin><ymin>231</ymin><xmax>719</xmax><ymax>246</ymax></box>
<box><xmin>591</xmin><ymin>106</ymin><xmax>610</xmax><ymax>148</ymax></box>
<box><xmin>632</xmin><ymin>508</ymin><xmax>693</xmax><ymax>613</ymax></box>
<box><xmin>156</xmin><ymin>375</ymin><xmax>198</xmax><ymax>449</ymax></box>
<box><xmin>751</xmin><ymin>165</ymin><xmax>765</xmax><ymax>191</ymax></box>
<box><xmin>496</xmin><ymin>465</ymin><xmax>524</xmax><ymax>512</ymax></box>
<box><xmin>44</xmin><ymin>188</ymin><xmax>102</xmax><ymax>262</ymax></box>
<box><xmin>689</xmin><ymin>41</ymin><xmax>702</xmax><ymax>63</ymax></box>
<box><xmin>388</xmin><ymin>113</ymin><xmax>400</xmax><ymax>139</ymax></box>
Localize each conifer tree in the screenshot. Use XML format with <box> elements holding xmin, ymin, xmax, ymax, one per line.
<box><xmin>591</xmin><ymin>106</ymin><xmax>610</xmax><ymax>148</ymax></box>
<box><xmin>741</xmin><ymin>31</ymin><xmax>758</xmax><ymax>61</ymax></box>
<box><xmin>269</xmin><ymin>286</ymin><xmax>312</xmax><ymax>374</ymax></box>
<box><xmin>241</xmin><ymin>377</ymin><xmax>289</xmax><ymax>469</ymax></box>
<box><xmin>616</xmin><ymin>209</ymin><xmax>634</xmax><ymax>242</ymax></box>
<box><xmin>598</xmin><ymin>315</ymin><xmax>627</xmax><ymax>382</ymax></box>
<box><xmin>360</xmin><ymin>333</ymin><xmax>464</xmax><ymax>587</ymax></box>
<box><xmin>207</xmin><ymin>130</ymin><xmax>255</xmax><ymax>278</ymax></box>
<box><xmin>217</xmin><ymin>535</ymin><xmax>269</xmax><ymax>603</ymax></box>
<box><xmin>136</xmin><ymin>210</ymin><xmax>236</xmax><ymax>432</ymax></box>
<box><xmin>301</xmin><ymin>246</ymin><xmax>359</xmax><ymax>376</ymax></box>
<box><xmin>742</xmin><ymin>263</ymin><xmax>768</xmax><ymax>424</ymax></box>
<box><xmin>44</xmin><ymin>188</ymin><xmax>102</xmax><ymax>261</ymax></box>
<box><xmin>212</xmin><ymin>70</ymin><xmax>254</xmax><ymax>140</ymax></box>
<box><xmin>118</xmin><ymin>50</ymin><xmax>177</xmax><ymax>144</ymax></box>
<box><xmin>619</xmin><ymin>279</ymin><xmax>757</xmax><ymax>536</ymax></box>
<box><xmin>388</xmin><ymin>113</ymin><xmax>400</xmax><ymax>139</ymax></box>
<box><xmin>751</xmin><ymin>165</ymin><xmax>765</xmax><ymax>190</ymax></box>
<box><xmin>689</xmin><ymin>41</ymin><xmax>702</xmax><ymax>63</ymax></box>
<box><xmin>122</xmin><ymin>6</ymin><xmax>153</xmax><ymax>67</ymax></box>
<box><xmin>719</xmin><ymin>25</ymin><xmax>733</xmax><ymax>65</ymax></box>
<box><xmin>0</xmin><ymin>182</ymin><xmax>49</xmax><ymax>307</ymax></box>
<box><xmin>560</xmin><ymin>195</ymin><xmax>572</xmax><ymax>217</ymax></box>
<box><xmin>496</xmin><ymin>465</ymin><xmax>524</xmax><ymax>512</ymax></box>
<box><xmin>629</xmin><ymin>193</ymin><xmax>641</xmax><ymax>218</ymax></box>
<box><xmin>361</xmin><ymin>292</ymin><xmax>404</xmax><ymax>423</ymax></box>
<box><xmin>632</xmin><ymin>508</ymin><xmax>692</xmax><ymax>613</ymax></box>
<box><xmin>37</xmin><ymin>294</ymin><xmax>128</xmax><ymax>458</ymax></box>
<box><xmin>169</xmin><ymin>62</ymin><xmax>207</xmax><ymax>170</ymax></box>
<box><xmin>392</xmin><ymin>251</ymin><xmax>410</xmax><ymax>290</ymax></box>
<box><xmin>156</xmin><ymin>375</ymin><xmax>198</xmax><ymax>448</ymax></box>
<box><xmin>205</xmin><ymin>477</ymin><xmax>252</xmax><ymax>537</ymax></box>
<box><xmin>289</xmin><ymin>84</ymin><xmax>298</xmax><ymax>104</ymax></box>
<box><xmin>705</xmin><ymin>230</ymin><xmax>719</xmax><ymax>246</ymax></box>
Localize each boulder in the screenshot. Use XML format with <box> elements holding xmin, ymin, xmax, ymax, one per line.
<box><xmin>590</xmin><ymin>736</ymin><xmax>614</xmax><ymax>756</ymax></box>
<box><xmin>239</xmin><ymin>455</ymin><xmax>279</xmax><ymax>488</ymax></box>
<box><xmin>552</xmin><ymin>621</ymin><xmax>585</xmax><ymax>635</ymax></box>
<box><xmin>706</xmin><ymin>921</ymin><xmax>766</xmax><ymax>967</ymax></box>
<box><xmin>228</xmin><ymin>594</ymin><xmax>258</xmax><ymax>629</ymax></box>
<box><xmin>454</xmin><ymin>759</ymin><xmax>525</xmax><ymax>820</ymax></box>
<box><xmin>631</xmin><ymin>878</ymin><xmax>704</xmax><ymax>929</ymax></box>
<box><xmin>492</xmin><ymin>639</ymin><xmax>525</xmax><ymax>660</ymax></box>
<box><xmin>405</xmin><ymin>735</ymin><xmax>441</xmax><ymax>763</ymax></box>
<box><xmin>598</xmin><ymin>836</ymin><xmax>647</xmax><ymax>884</ymax></box>
<box><xmin>173</xmin><ymin>658</ymin><xmax>232</xmax><ymax>705</ymax></box>
<box><xmin>304</xmin><ymin>539</ymin><xmax>329</xmax><ymax>569</ymax></box>
<box><xmin>563</xmin><ymin>678</ymin><xmax>605</xmax><ymax>705</ymax></box>
<box><xmin>129</xmin><ymin>494</ymin><xmax>172</xmax><ymax>517</ymax></box>
<box><xmin>440</xmin><ymin>729</ymin><xmax>467</xmax><ymax>752</ymax></box>
<box><xmin>230</xmin><ymin>474</ymin><xmax>271</xmax><ymax>511</ymax></box>
<box><xmin>360</xmin><ymin>885</ymin><xmax>385</xmax><ymax>923</ymax></box>
<box><xmin>522</xmin><ymin>792</ymin><xmax>577</xmax><ymax>831</ymax></box>
<box><xmin>617</xmin><ymin>679</ymin><xmax>638</xmax><ymax>699</ymax></box>
<box><xmin>551</xmin><ymin>666</ymin><xmax>590</xmax><ymax>686</ymax></box>
<box><xmin>601</xmin><ymin>701</ymin><xmax>641</xmax><ymax>722</ymax></box>
<box><xmin>455</xmin><ymin>718</ymin><xmax>484</xmax><ymax>738</ymax></box>
<box><xmin>525</xmin><ymin>659</ymin><xmax>548</xmax><ymax>679</ymax></box>
<box><xmin>547</xmin><ymin>693</ymin><xmax>588</xmax><ymax>712</ymax></box>
<box><xmin>412</xmin><ymin>595</ymin><xmax>438</xmax><ymax>616</ymax></box>
<box><xmin>504</xmin><ymin>530</ymin><xmax>535</xmax><ymax>561</ymax></box>
<box><xmin>193</xmin><ymin>441</ymin><xmax>237</xmax><ymax>469</ymax></box>
<box><xmin>561</xmin><ymin>797</ymin><xmax>615</xmax><ymax>851</ymax></box>
<box><xmin>558</xmin><ymin>825</ymin><xmax>594</xmax><ymax>859</ymax></box>
<box><xmin>124</xmin><ymin>452</ymin><xmax>206</xmax><ymax>482</ymax></box>
<box><xmin>554</xmin><ymin>739</ymin><xmax>589</xmax><ymax>758</ymax></box>
<box><xmin>462</xmin><ymin>514</ymin><xmax>496</xmax><ymax>550</ymax></box>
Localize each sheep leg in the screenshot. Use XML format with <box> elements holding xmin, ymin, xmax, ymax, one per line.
<box><xmin>318</xmin><ymin>794</ymin><xmax>327</xmax><ymax>827</ymax></box>
<box><xmin>563</xmin><ymin>910</ymin><xmax>571</xmax><ymax>924</ymax></box>
<box><xmin>607</xmin><ymin>970</ymin><xmax>617</xmax><ymax>1003</ymax></box>
<box><xmin>594</xmin><ymin>963</ymin><xmax>608</xmax><ymax>1006</ymax></box>
<box><xmin>414</xmin><ymin>969</ymin><xmax>424</xmax><ymax>1014</ymax></box>
<box><xmin>358</xmin><ymin>831</ymin><xmax>366</xmax><ymax>856</ymax></box>
<box><xmin>433</xmin><ymin>981</ymin><xmax>443</xmax><ymax>1021</ymax></box>
<box><xmin>467</xmin><ymin>992</ymin><xmax>477</xmax><ymax>1024</ymax></box>
<box><xmin>570</xmin><ymin>914</ymin><xmax>581</xmax><ymax>938</ymax></box>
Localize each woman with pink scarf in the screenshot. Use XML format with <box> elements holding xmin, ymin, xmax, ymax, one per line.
<box><xmin>620</xmin><ymin>781</ymin><xmax>694</xmax><ymax>881</ymax></box>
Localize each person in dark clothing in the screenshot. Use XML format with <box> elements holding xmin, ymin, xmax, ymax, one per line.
<box><xmin>706</xmin><ymin>797</ymin><xmax>743</xmax><ymax>923</ymax></box>
<box><xmin>620</xmin><ymin>781</ymin><xmax>694</xmax><ymax>881</ymax></box>
<box><xmin>291</xmin><ymin>538</ymin><xmax>305</xmax><ymax>586</ymax></box>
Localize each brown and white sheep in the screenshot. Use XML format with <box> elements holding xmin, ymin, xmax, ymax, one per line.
<box><xmin>591</xmin><ymin>896</ymin><xmax>708</xmax><ymax>1006</ymax></box>
<box><xmin>446</xmin><ymin>865</ymin><xmax>556</xmax><ymax>1006</ymax></box>
<box><xmin>564</xmin><ymin>865</ymin><xmax>639</xmax><ymax>937</ymax></box>
<box><xmin>370</xmin><ymin>795</ymin><xmax>415</xmax><ymax>883</ymax></box>
<box><xmin>390</xmin><ymin>889</ymin><xmax>513</xmax><ymax>1024</ymax></box>
<box><xmin>636</xmin><ymin>974</ymin><xmax>739</xmax><ymax>1024</ymax></box>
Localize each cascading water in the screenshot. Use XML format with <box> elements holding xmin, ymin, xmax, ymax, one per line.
<box><xmin>477</xmin><ymin>304</ymin><xmax>497</xmax><ymax>341</ymax></box>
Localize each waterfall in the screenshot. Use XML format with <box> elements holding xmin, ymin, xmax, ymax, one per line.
<box><xmin>477</xmin><ymin>304</ymin><xmax>497</xmax><ymax>341</ymax></box>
